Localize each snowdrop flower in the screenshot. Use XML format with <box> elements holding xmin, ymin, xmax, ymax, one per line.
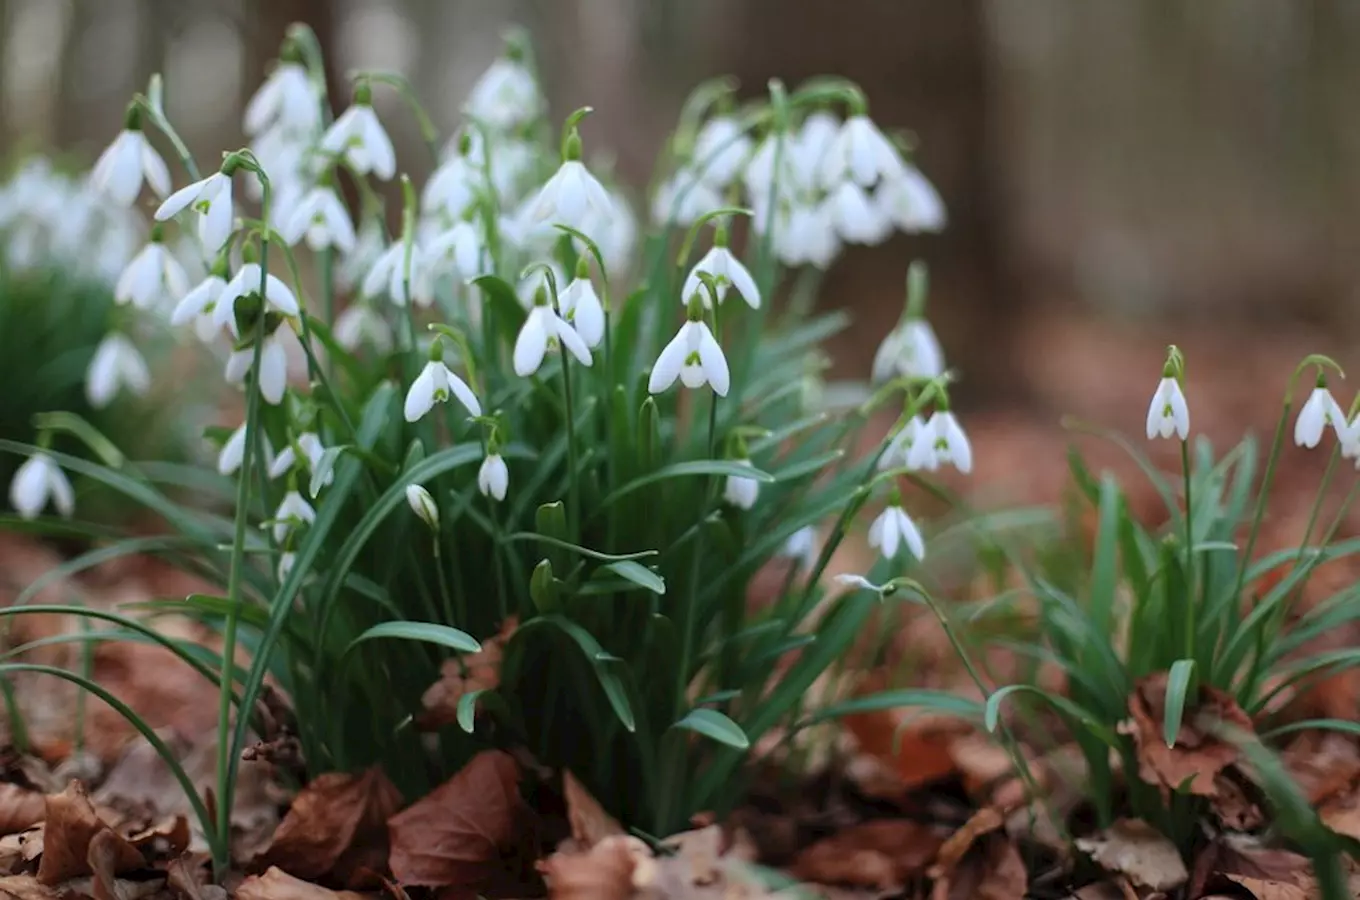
<box><xmin>1146</xmin><ymin>376</ymin><xmax>1191</xmax><ymax>441</ymax></box>
<box><xmin>86</xmin><ymin>332</ymin><xmax>151</xmax><ymax>409</ymax></box>
<box><xmin>744</xmin><ymin>129</ymin><xmax>803</xmax><ymax>199</ymax></box>
<box><xmin>422</xmin><ymin>151</ymin><xmax>479</xmax><ymax>219</ymax></box>
<box><xmin>723</xmin><ymin>459</ymin><xmax>760</xmax><ymax>510</ymax></box>
<box><xmin>683</xmin><ymin>231</ymin><xmax>761</xmax><ymax>310</ymax></box>
<box><xmin>268</xmin><ymin>432</ymin><xmax>332</xmax><ymax>492</ymax></box>
<box><xmin>693</xmin><ymin>116</ymin><xmax>753</xmax><ymax>187</ymax></box>
<box><xmin>426</xmin><ymin>220</ymin><xmax>484</xmax><ymax>281</ymax></box>
<box><xmin>363</xmin><ymin>241</ymin><xmax>434</xmax><ymax>307</ymax></box>
<box><xmin>406</xmin><ymin>484</ymin><xmax>440</xmax><ymax>529</ymax></box>
<box><xmin>277</xmin><ymin>552</ymin><xmax>297</xmax><ymax>582</ymax></box>
<box><xmin>651</xmin><ymin>170</ymin><xmax>723</xmax><ymax>227</ymax></box>
<box><xmin>115</xmin><ymin>228</ymin><xmax>189</xmax><ymax>310</ymax></box>
<box><xmin>879</xmin><ymin>415</ymin><xmax>925</xmax><ymax>471</ymax></box>
<box><xmin>214</xmin><ymin>262</ymin><xmax>301</xmax><ymax>336</ymax></box>
<box><xmin>907</xmin><ymin>411</ymin><xmax>973</xmax><ymax>474</ymax></box>
<box><xmin>244</xmin><ymin>53</ymin><xmax>319</xmax><ymax>136</ymax></box>
<box><xmin>516</xmin><ymin>263</ymin><xmax>566</xmax><ymax>308</ymax></box>
<box><xmin>868</xmin><ymin>503</ymin><xmax>926</xmax><ymax>561</ymax></box>
<box><xmin>833</xmin><ymin>573</ymin><xmax>884</xmax><ymax>593</ymax></box>
<box><xmin>649</xmin><ymin>301</ymin><xmax>730</xmax><ymax>396</ymax></box>
<box><xmin>217</xmin><ymin>422</ymin><xmax>267</xmax><ymax>476</ymax></box>
<box><xmin>777</xmin><ymin>203</ymin><xmax>841</xmax><ymax>270</ymax></box>
<box><xmin>225</xmin><ymin>331</ymin><xmax>290</xmax><ymax>405</ymax></box>
<box><xmin>793</xmin><ymin>111</ymin><xmax>841</xmax><ymax>183</ymax></box>
<box><xmin>281</xmin><ymin>186</ymin><xmax>356</xmax><ymax>253</ymax></box>
<box><xmin>273</xmin><ymin>490</ymin><xmax>316</xmax><ymax>543</ymax></box>
<box><xmin>154</xmin><ymin>169</ymin><xmax>235</xmax><ymax>252</ymax></box>
<box><xmin>817</xmin><ymin>113</ymin><xmax>905</xmax><ymax>189</ymax></box>
<box><xmin>403</xmin><ymin>354</ymin><xmax>482</xmax><ymax>423</ymax></box>
<box><xmin>334</xmin><ymin>304</ymin><xmax>393</xmax><ymax>353</ymax></box>
<box><xmin>464</xmin><ymin>52</ymin><xmax>542</xmax><ymax>129</ymax></box>
<box><xmin>824</xmin><ymin>181</ymin><xmax>891</xmax><ymax>245</ymax></box>
<box><xmin>90</xmin><ymin>109</ymin><xmax>171</xmax><ymax>206</ymax></box>
<box><xmin>781</xmin><ymin>526</ymin><xmax>820</xmax><ymax>571</ymax></box>
<box><xmin>1295</xmin><ymin>381</ymin><xmax>1345</xmax><ymax>449</ymax></box>
<box><xmin>528</xmin><ymin>151</ymin><xmax>613</xmax><ymax>234</ymax></box>
<box><xmin>877</xmin><ymin>166</ymin><xmax>946</xmax><ymax>233</ymax></box>
<box><xmin>1339</xmin><ymin>413</ymin><xmax>1360</xmax><ymax>462</ymax></box>
<box><xmin>320</xmin><ymin>85</ymin><xmax>396</xmax><ymax>180</ymax></box>
<box><xmin>478</xmin><ymin>454</ymin><xmax>509</xmax><ymax>501</ymax></box>
<box><xmin>9</xmin><ymin>453</ymin><xmax>75</xmax><ymax>520</ymax></box>
<box><xmin>514</xmin><ymin>290</ymin><xmax>593</xmax><ymax>376</ymax></box>
<box><xmin>171</xmin><ymin>266</ymin><xmax>228</xmax><ymax>340</ymax></box>
<box><xmin>872</xmin><ymin>319</ymin><xmax>945</xmax><ymax>384</ymax></box>
<box><xmin>558</xmin><ymin>267</ymin><xmax>605</xmax><ymax>348</ymax></box>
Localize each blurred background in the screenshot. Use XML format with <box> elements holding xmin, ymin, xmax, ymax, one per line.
<box><xmin>4</xmin><ymin>0</ymin><xmax>1359</xmax><ymax>472</ymax></box>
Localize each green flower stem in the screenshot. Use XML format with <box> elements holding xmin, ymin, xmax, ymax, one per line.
<box><xmin>431</xmin><ymin>535</ymin><xmax>459</xmax><ymax>626</ymax></box>
<box><xmin>1231</xmin><ymin>399</ymin><xmax>1291</xmax><ymax>610</ymax></box>
<box><xmin>320</xmin><ymin>246</ymin><xmax>335</xmax><ymax>329</ymax></box>
<box><xmin>560</xmin><ymin>356</ymin><xmax>581</xmax><ymax>541</ymax></box>
<box><xmin>1180</xmin><ymin>439</ymin><xmax>1196</xmax><ymax>677</ymax></box>
<box><xmin>488</xmin><ymin>498</ymin><xmax>511</xmax><ymax>622</ymax></box>
<box><xmin>137</xmin><ymin>83</ymin><xmax>201</xmax><ymax>181</ymax></box>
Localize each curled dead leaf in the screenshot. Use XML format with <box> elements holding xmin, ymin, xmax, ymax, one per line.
<box><xmin>235</xmin><ymin>866</ymin><xmax>369</xmax><ymax>900</ymax></box>
<box><xmin>791</xmin><ymin>819</ymin><xmax>945</xmax><ymax>891</ymax></box>
<box><xmin>1075</xmin><ymin>819</ymin><xmax>1187</xmax><ymax>893</ymax></box>
<box><xmin>416</xmin><ymin>618</ymin><xmax>515</xmax><ymax>731</ymax></box>
<box><xmin>562</xmin><ymin>771</ymin><xmax>623</xmax><ymax>850</ymax></box>
<box><xmin>36</xmin><ymin>782</ymin><xmax>142</xmax><ymax>886</ymax></box>
<box><xmin>166</xmin><ymin>855</ymin><xmax>226</xmax><ymax>900</ymax></box>
<box><xmin>925</xmin><ymin>807</ymin><xmax>1025</xmax><ymax>900</ymax></box>
<box><xmin>927</xmin><ymin>806</ymin><xmax>1004</xmax><ymax>880</ymax></box>
<box><xmin>254</xmin><ymin>767</ymin><xmax>402</xmax><ymax>884</ymax></box>
<box><xmin>1123</xmin><ymin>672</ymin><xmax>1252</xmax><ymax>797</ymax></box>
<box><xmin>387</xmin><ymin>750</ymin><xmax>532</xmax><ymax>893</ymax></box>
<box><xmin>538</xmin><ymin>835</ymin><xmax>650</xmax><ymax>900</ymax></box>
<box><xmin>1198</xmin><ymin>838</ymin><xmax>1316</xmax><ymax>900</ymax></box>
<box><xmin>0</xmin><ymin>784</ymin><xmax>46</xmax><ymax>835</ymax></box>
<box><xmin>0</xmin><ymin>873</ymin><xmax>63</xmax><ymax>900</ymax></box>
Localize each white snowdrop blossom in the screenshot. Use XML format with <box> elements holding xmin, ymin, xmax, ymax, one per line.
<box><xmin>268</xmin><ymin>432</ymin><xmax>332</xmax><ymax>492</ymax></box>
<box><xmin>464</xmin><ymin>56</ymin><xmax>541</xmax><ymax>129</ymax></box>
<box><xmin>155</xmin><ymin>171</ymin><xmax>235</xmax><ymax>252</ymax></box>
<box><xmin>9</xmin><ymin>453</ymin><xmax>75</xmax><ymax>520</ymax></box>
<box><xmin>693</xmin><ymin>116</ymin><xmax>753</xmax><ymax>187</ymax></box>
<box><xmin>244</xmin><ymin>61</ymin><xmax>319</xmax><ymax>136</ymax></box>
<box><xmin>321</xmin><ymin>98</ymin><xmax>396</xmax><ymax>180</ymax></box>
<box><xmin>277</xmin><ymin>552</ymin><xmax>298</xmax><ymax>582</ymax></box>
<box><xmin>817</xmin><ymin>114</ymin><xmax>905</xmax><ymax>189</ymax></box>
<box><xmin>403</xmin><ymin>359</ymin><xmax>482</xmax><ymax>423</ymax></box>
<box><xmin>115</xmin><ymin>235</ymin><xmax>189</xmax><ymax>310</ymax></box>
<box><xmin>282</xmin><ymin>186</ymin><xmax>356</xmax><ymax>253</ymax></box>
<box><xmin>1145</xmin><ymin>377</ymin><xmax>1191</xmax><ymax>441</ymax></box>
<box><xmin>879</xmin><ymin>415</ymin><xmax>925</xmax><ymax>471</ymax></box>
<box><xmin>825</xmin><ymin>181</ymin><xmax>891</xmax><ymax>245</ymax></box>
<box><xmin>723</xmin><ymin>459</ymin><xmax>760</xmax><ymax>510</ymax></box>
<box><xmin>877</xmin><ymin>166</ymin><xmax>946</xmax><ymax>233</ymax></box>
<box><xmin>90</xmin><ymin>124</ymin><xmax>171</xmax><ymax>207</ymax></box>
<box><xmin>1340</xmin><ymin>414</ymin><xmax>1360</xmax><ymax>463</ymax></box>
<box><xmin>273</xmin><ymin>491</ymin><xmax>316</xmax><ymax>543</ymax></box>
<box><xmin>649</xmin><ymin>317</ymin><xmax>730</xmax><ymax>397</ymax></box>
<box><xmin>872</xmin><ymin>319</ymin><xmax>945</xmax><ymax>384</ymax></box>
<box><xmin>363</xmin><ymin>241</ymin><xmax>434</xmax><ymax>307</ymax></box>
<box><xmin>781</xmin><ymin>526</ymin><xmax>820</xmax><ymax>571</ymax></box>
<box><xmin>793</xmin><ymin>112</ymin><xmax>841</xmax><ymax>183</ymax></box>
<box><xmin>682</xmin><ymin>243</ymin><xmax>761</xmax><ymax>309</ymax></box>
<box><xmin>514</xmin><ymin>301</ymin><xmax>593</xmax><ymax>377</ymax></box>
<box><xmin>651</xmin><ymin>170</ymin><xmax>723</xmax><ymax>227</ymax></box>
<box><xmin>516</xmin><ymin>264</ymin><xmax>566</xmax><ymax>308</ymax></box>
<box><xmin>171</xmin><ymin>272</ymin><xmax>227</xmax><ymax>340</ymax></box>
<box><xmin>422</xmin><ymin>154</ymin><xmax>479</xmax><ymax>219</ymax></box>
<box><xmin>868</xmin><ymin>504</ymin><xmax>926</xmax><ymax>561</ymax></box>
<box><xmin>214</xmin><ymin>263</ymin><xmax>301</xmax><ymax>335</ymax></box>
<box><xmin>529</xmin><ymin>159</ymin><xmax>613</xmax><ymax>233</ymax></box>
<box><xmin>558</xmin><ymin>276</ymin><xmax>605</xmax><ymax>348</ymax></box>
<box><xmin>426</xmin><ymin>221</ymin><xmax>484</xmax><ymax>281</ymax></box>
<box><xmin>86</xmin><ymin>332</ymin><xmax>151</xmax><ymax>409</ymax></box>
<box><xmin>478</xmin><ymin>454</ymin><xmax>509</xmax><ymax>501</ymax></box>
<box><xmin>225</xmin><ymin>332</ymin><xmax>290</xmax><ymax>405</ymax></box>
<box><xmin>906</xmin><ymin>411</ymin><xmax>973</xmax><ymax>474</ymax></box>
<box><xmin>406</xmin><ymin>484</ymin><xmax>440</xmax><ymax>529</ymax></box>
<box><xmin>776</xmin><ymin>203</ymin><xmax>840</xmax><ymax>270</ymax></box>
<box><xmin>1295</xmin><ymin>385</ymin><xmax>1345</xmax><ymax>449</ymax></box>
<box><xmin>744</xmin><ymin>130</ymin><xmax>801</xmax><ymax>199</ymax></box>
<box><xmin>334</xmin><ymin>304</ymin><xmax>393</xmax><ymax>353</ymax></box>
<box><xmin>217</xmin><ymin>422</ymin><xmax>275</xmax><ymax>477</ymax></box>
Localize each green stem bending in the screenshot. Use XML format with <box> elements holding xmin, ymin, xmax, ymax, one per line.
<box><xmin>1180</xmin><ymin>440</ymin><xmax>1196</xmax><ymax>669</ymax></box>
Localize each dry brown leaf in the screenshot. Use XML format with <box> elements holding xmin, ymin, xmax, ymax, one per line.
<box><xmin>927</xmin><ymin>806</ymin><xmax>1004</xmax><ymax>880</ymax></box>
<box><xmin>931</xmin><ymin>835</ymin><xmax>1026</xmax><ymax>900</ymax></box>
<box><xmin>841</xmin><ymin>671</ymin><xmax>969</xmax><ymax>792</ymax></box>
<box><xmin>166</xmin><ymin>855</ymin><xmax>226</xmax><ymax>900</ymax></box>
<box><xmin>1281</xmin><ymin>732</ymin><xmax>1360</xmax><ymax>805</ymax></box>
<box><xmin>36</xmin><ymin>782</ymin><xmax>142</xmax><ymax>885</ymax></box>
<box><xmin>1075</xmin><ymin>819</ymin><xmax>1187</xmax><ymax>892</ymax></box>
<box><xmin>88</xmin><ymin>827</ymin><xmax>148</xmax><ymax>900</ymax></box>
<box><xmin>562</xmin><ymin>771</ymin><xmax>623</xmax><ymax>850</ymax></box>
<box><xmin>126</xmin><ymin>816</ymin><xmax>190</xmax><ymax>859</ymax></box>
<box><xmin>86</xmin><ymin>641</ymin><xmax>222</xmax><ymax>762</ymax></box>
<box><xmin>538</xmin><ymin>835</ymin><xmax>648</xmax><ymax>900</ymax></box>
<box><xmin>254</xmin><ymin>768</ymin><xmax>402</xmax><ymax>884</ymax></box>
<box><xmin>791</xmin><ymin>820</ymin><xmax>945</xmax><ymax>890</ymax></box>
<box><xmin>235</xmin><ymin>866</ymin><xmax>370</xmax><ymax>900</ymax></box>
<box><xmin>0</xmin><ymin>874</ymin><xmax>63</xmax><ymax>900</ymax></box>
<box><xmin>416</xmin><ymin>618</ymin><xmax>515</xmax><ymax>731</ymax></box>
<box><xmin>1320</xmin><ymin>789</ymin><xmax>1360</xmax><ymax>841</ymax></box>
<box><xmin>386</xmin><ymin>750</ymin><xmax>529</xmax><ymax>893</ymax></box>
<box><xmin>1201</xmin><ymin>837</ymin><xmax>1317</xmax><ymax>900</ymax></box>
<box><xmin>0</xmin><ymin>785</ymin><xmax>46</xmax><ymax>835</ymax></box>
<box><xmin>1122</xmin><ymin>672</ymin><xmax>1253</xmax><ymax>798</ymax></box>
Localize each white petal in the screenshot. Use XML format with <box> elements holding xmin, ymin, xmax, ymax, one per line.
<box><xmin>258</xmin><ymin>338</ymin><xmax>289</xmax><ymax>404</ymax></box>
<box><xmin>894</xmin><ymin>507</ymin><xmax>926</xmax><ymax>560</ymax></box>
<box><xmin>140</xmin><ymin>142</ymin><xmax>172</xmax><ymax>198</ymax></box>
<box><xmin>403</xmin><ymin>363</ymin><xmax>438</xmax><ymax>422</ymax></box>
<box><xmin>10</xmin><ymin>455</ymin><xmax>52</xmax><ymax>519</ymax></box>
<box><xmin>553</xmin><ymin>316</ymin><xmax>593</xmax><ymax>367</ymax></box>
<box><xmin>649</xmin><ymin>326</ymin><xmax>690</xmax><ymax>394</ymax></box>
<box><xmin>155</xmin><ymin>178</ymin><xmax>207</xmax><ymax>221</ymax></box>
<box><xmin>513</xmin><ymin>310</ymin><xmax>551</xmax><ymax>376</ymax></box>
<box><xmin>265</xmin><ymin>274</ymin><xmax>300</xmax><ymax>316</ymax></box>
<box><xmin>442</xmin><ymin>365</ymin><xmax>482</xmax><ymax>416</ymax></box>
<box><xmin>697</xmin><ymin>324</ymin><xmax>730</xmax><ymax>397</ymax></box>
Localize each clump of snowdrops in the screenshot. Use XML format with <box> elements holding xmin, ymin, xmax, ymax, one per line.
<box><xmin>0</xmin><ymin>25</ymin><xmax>973</xmax><ymax>876</ymax></box>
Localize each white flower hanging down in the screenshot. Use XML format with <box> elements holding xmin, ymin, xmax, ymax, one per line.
<box><xmin>281</xmin><ymin>186</ymin><xmax>356</xmax><ymax>253</ymax></box>
<box><xmin>781</xmin><ymin>526</ymin><xmax>820</xmax><ymax>571</ymax></box>
<box><xmin>876</xmin><ymin>165</ymin><xmax>947</xmax><ymax>233</ymax></box>
<box><xmin>528</xmin><ymin>131</ymin><xmax>613</xmax><ymax>234</ymax></box>
<box><xmin>426</xmin><ymin>220</ymin><xmax>485</xmax><ymax>282</ymax></box>
<box><xmin>682</xmin><ymin>230</ymin><xmax>761</xmax><ymax>310</ymax></box>
<box><xmin>244</xmin><ymin>53</ymin><xmax>319</xmax><ymax>137</ymax></box>
<box><xmin>651</xmin><ymin>170</ymin><xmax>724</xmax><ymax>228</ymax></box>
<box><xmin>9</xmin><ymin>453</ymin><xmax>75</xmax><ymax>520</ymax></box>
<box><xmin>404</xmin><ymin>354</ymin><xmax>482</xmax><ymax>423</ymax></box>
<box><xmin>649</xmin><ymin>300</ymin><xmax>730</xmax><ymax>397</ymax></box>
<box><xmin>213</xmin><ymin>262</ymin><xmax>301</xmax><ymax>336</ymax></box>
<box><xmin>906</xmin><ymin>410</ymin><xmax>973</xmax><ymax>474</ymax></box>
<box><xmin>723</xmin><ymin>459</ymin><xmax>760</xmax><ymax>510</ymax></box>
<box><xmin>217</xmin><ymin>421</ymin><xmax>274</xmax><ymax>477</ymax></box>
<box><xmin>90</xmin><ymin>109</ymin><xmax>172</xmax><ymax>207</ymax></box>
<box><xmin>405</xmin><ymin>484</ymin><xmax>440</xmax><ymax>529</ymax></box>
<box><xmin>879</xmin><ymin>414</ymin><xmax>925</xmax><ymax>471</ymax></box>
<box><xmin>225</xmin><ymin>330</ymin><xmax>290</xmax><ymax>405</ymax></box>
<box><xmin>514</xmin><ymin>289</ymin><xmax>593</xmax><ymax>376</ymax></box>
<box><xmin>115</xmin><ymin>228</ymin><xmax>189</xmax><ymax>310</ymax></box>
<box><xmin>1295</xmin><ymin>381</ymin><xmax>1345</xmax><ymax>449</ymax></box>
<box><xmin>268</xmin><ymin>432</ymin><xmax>333</xmax><ymax>493</ymax></box>
<box><xmin>320</xmin><ymin>84</ymin><xmax>396</xmax><ymax>180</ymax></box>
<box><xmin>557</xmin><ymin>266</ymin><xmax>605</xmax><ymax>348</ymax></box>
<box><xmin>478</xmin><ymin>453</ymin><xmax>509</xmax><ymax>501</ymax></box>
<box><xmin>872</xmin><ymin>318</ymin><xmax>945</xmax><ymax>384</ymax></box>
<box><xmin>86</xmin><ymin>332</ymin><xmax>151</xmax><ymax>409</ymax></box>
<box><xmin>154</xmin><ymin>169</ymin><xmax>235</xmax><ymax>252</ymax></box>
<box><xmin>824</xmin><ymin>181</ymin><xmax>891</xmax><ymax>245</ymax></box>
<box><xmin>692</xmin><ymin>115</ymin><xmax>753</xmax><ymax>188</ymax></box>
<box><xmin>817</xmin><ymin>112</ymin><xmax>905</xmax><ymax>189</ymax></box>
<box><xmin>464</xmin><ymin>51</ymin><xmax>542</xmax><ymax>130</ymax></box>
<box><xmin>868</xmin><ymin>503</ymin><xmax>926</xmax><ymax>561</ymax></box>
<box><xmin>363</xmin><ymin>241</ymin><xmax>434</xmax><ymax>307</ymax></box>
<box><xmin>172</xmin><ymin>268</ymin><xmax>229</xmax><ymax>342</ymax></box>
<box><xmin>1146</xmin><ymin>376</ymin><xmax>1191</xmax><ymax>441</ymax></box>
<box><xmin>273</xmin><ymin>490</ymin><xmax>316</xmax><ymax>543</ymax></box>
<box><xmin>333</xmin><ymin>304</ymin><xmax>393</xmax><ymax>353</ymax></box>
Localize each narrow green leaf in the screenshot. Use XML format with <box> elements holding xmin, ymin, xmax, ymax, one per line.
<box><xmin>457</xmin><ymin>689</ymin><xmax>485</xmax><ymax>733</ymax></box>
<box><xmin>514</xmin><ymin>615</ymin><xmax>636</xmax><ymax>732</ymax></box>
<box><xmin>503</xmin><ymin>532</ymin><xmax>656</xmax><ymax>562</ymax></box>
<box><xmin>308</xmin><ymin>445</ymin><xmax>349</xmax><ymax>497</ymax></box>
<box><xmin>345</xmin><ymin>621</ymin><xmax>482</xmax><ymax>657</ymax></box>
<box><xmin>985</xmin><ymin>684</ymin><xmax>1117</xmax><ymax>747</ymax></box>
<box><xmin>603</xmin><ymin>460</ymin><xmax>775</xmax><ymax>507</ymax></box>
<box><xmin>1163</xmin><ymin>658</ymin><xmax>1196</xmax><ymax>747</ymax></box>
<box><xmin>803</xmin><ymin>689</ymin><xmax>982</xmax><ymax>726</ymax></box>
<box><xmin>672</xmin><ymin>708</ymin><xmax>749</xmax><ymax>750</ymax></box>
<box><xmin>602</xmin><ymin>560</ymin><xmax>665</xmax><ymax>595</ymax></box>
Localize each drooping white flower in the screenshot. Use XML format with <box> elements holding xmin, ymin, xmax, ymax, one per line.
<box><xmin>1340</xmin><ymin>413</ymin><xmax>1360</xmax><ymax>463</ymax></box>
<box><xmin>216</xmin><ymin>422</ymin><xmax>275</xmax><ymax>477</ymax></box>
<box><xmin>876</xmin><ymin>166</ymin><xmax>946</xmax><ymax>233</ymax></box>
<box><xmin>792</xmin><ymin>111</ymin><xmax>841</xmax><ymax>184</ymax></box>
<box><xmin>879</xmin><ymin>415</ymin><xmax>926</xmax><ymax>471</ymax></box>
<box><xmin>833</xmin><ymin>573</ymin><xmax>884</xmax><ymax>593</ymax></box>
<box><xmin>320</xmin><ymin>98</ymin><xmax>396</xmax><ymax>180</ymax></box>
<box><xmin>334</xmin><ymin>304</ymin><xmax>393</xmax><ymax>353</ymax></box>
<box><xmin>363</xmin><ymin>241</ymin><xmax>434</xmax><ymax>307</ymax></box>
<box><xmin>693</xmin><ymin>116</ymin><xmax>753</xmax><ymax>187</ymax></box>
<box><xmin>403</xmin><ymin>359</ymin><xmax>482</xmax><ymax>423</ymax></box>
<box><xmin>273</xmin><ymin>490</ymin><xmax>316</xmax><ymax>543</ymax></box>
<box><xmin>406</xmin><ymin>484</ymin><xmax>440</xmax><ymax>529</ymax></box>
<box><xmin>781</xmin><ymin>526</ymin><xmax>820</xmax><ymax>571</ymax></box>
<box><xmin>225</xmin><ymin>331</ymin><xmax>290</xmax><ymax>405</ymax></box>
<box><xmin>557</xmin><ymin>275</ymin><xmax>605</xmax><ymax>348</ymax></box>
<box><xmin>154</xmin><ymin>171</ymin><xmax>235</xmax><ymax>251</ymax></box>
<box><xmin>744</xmin><ymin>129</ymin><xmax>803</xmax><ymax>199</ymax></box>
<box><xmin>268</xmin><ymin>432</ymin><xmax>332</xmax><ymax>493</ymax></box>
<box><xmin>171</xmin><ymin>272</ymin><xmax>227</xmax><ymax>340</ymax></box>
<box><xmin>213</xmin><ymin>263</ymin><xmax>301</xmax><ymax>336</ymax></box>
<box><xmin>777</xmin><ymin>202</ymin><xmax>841</xmax><ymax>270</ymax></box>
<box><xmin>281</xmin><ymin>186</ymin><xmax>356</xmax><ymax>253</ymax></box>
<box><xmin>86</xmin><ymin>332</ymin><xmax>151</xmax><ymax>409</ymax></box>
<box><xmin>868</xmin><ymin>504</ymin><xmax>926</xmax><ymax>561</ymax></box>
<box><xmin>478</xmin><ymin>454</ymin><xmax>509</xmax><ymax>501</ymax></box>
<box><xmin>515</xmin><ymin>263</ymin><xmax>566</xmax><ymax>309</ymax></box>
<box><xmin>824</xmin><ymin>181</ymin><xmax>891</xmax><ymax>245</ymax></box>
<box><xmin>528</xmin><ymin>159</ymin><xmax>613</xmax><ymax>234</ymax></box>
<box><xmin>723</xmin><ymin>459</ymin><xmax>760</xmax><ymax>510</ymax></box>
<box><xmin>513</xmin><ymin>301</ymin><xmax>593</xmax><ymax>376</ymax></box>
<box><xmin>464</xmin><ymin>56</ymin><xmax>542</xmax><ymax>129</ymax></box>
<box><xmin>244</xmin><ymin>61</ymin><xmax>319</xmax><ymax>136</ymax></box>
<box><xmin>1295</xmin><ymin>385</ymin><xmax>1345</xmax><ymax>449</ymax></box>
<box><xmin>115</xmin><ymin>234</ymin><xmax>189</xmax><ymax>310</ymax></box>
<box><xmin>277</xmin><ymin>552</ymin><xmax>297</xmax><ymax>581</ymax></box>
<box><xmin>649</xmin><ymin>317</ymin><xmax>730</xmax><ymax>397</ymax></box>
<box><xmin>426</xmin><ymin>220</ymin><xmax>485</xmax><ymax>281</ymax></box>
<box><xmin>872</xmin><ymin>319</ymin><xmax>945</xmax><ymax>384</ymax></box>
<box><xmin>90</xmin><ymin>123</ymin><xmax>172</xmax><ymax>207</ymax></box>
<box><xmin>682</xmin><ymin>242</ymin><xmax>761</xmax><ymax>309</ymax></box>
<box><xmin>422</xmin><ymin>154</ymin><xmax>479</xmax><ymax>219</ymax></box>
<box><xmin>651</xmin><ymin>170</ymin><xmax>724</xmax><ymax>227</ymax></box>
<box><xmin>907</xmin><ymin>411</ymin><xmax>973</xmax><ymax>474</ymax></box>
<box><xmin>817</xmin><ymin>114</ymin><xmax>905</xmax><ymax>189</ymax></box>
<box><xmin>9</xmin><ymin>453</ymin><xmax>75</xmax><ymax>520</ymax></box>
<box><xmin>1145</xmin><ymin>377</ymin><xmax>1191</xmax><ymax>441</ymax></box>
